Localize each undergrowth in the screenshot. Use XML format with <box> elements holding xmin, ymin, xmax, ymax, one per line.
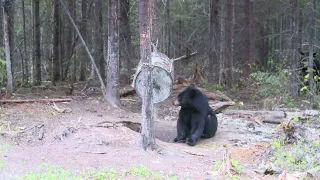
<box><xmin>23</xmin><ymin>164</ymin><xmax>181</xmax><ymax>180</ymax></box>
<box><xmin>267</xmin><ymin>139</ymin><xmax>320</xmax><ymax>173</ymax></box>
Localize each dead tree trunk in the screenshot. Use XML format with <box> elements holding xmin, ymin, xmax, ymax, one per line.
<box><xmin>106</xmin><ymin>0</ymin><xmax>120</xmax><ymax>107</ymax></box>
<box><xmin>3</xmin><ymin>0</ymin><xmax>13</xmax><ymax>98</ymax></box>
<box><xmin>139</xmin><ymin>0</ymin><xmax>156</xmax><ymax>151</ymax></box>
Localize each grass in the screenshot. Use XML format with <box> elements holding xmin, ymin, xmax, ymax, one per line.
<box><xmin>22</xmin><ymin>164</ymin><xmax>180</xmax><ymax>180</ymax></box>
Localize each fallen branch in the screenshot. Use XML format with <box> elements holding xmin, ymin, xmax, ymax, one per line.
<box><xmin>0</xmin><ymin>98</ymin><xmax>72</xmax><ymax>103</ymax></box>
<box><xmin>182</xmin><ymin>149</ymin><xmax>206</xmax><ymax>156</ymax></box>
<box><xmin>262</xmin><ymin>119</ymin><xmax>283</xmax><ymax>124</ymax></box>
<box><xmin>51</xmin><ymin>102</ymin><xmax>72</xmax><ymax>113</ymax></box>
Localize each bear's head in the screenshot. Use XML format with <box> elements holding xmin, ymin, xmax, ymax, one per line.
<box><xmin>177</xmin><ymin>84</ymin><xmax>198</xmax><ymax>107</ymax></box>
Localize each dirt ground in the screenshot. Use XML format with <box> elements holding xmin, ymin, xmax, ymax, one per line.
<box><xmin>0</xmin><ymin>82</ymin><xmax>282</xmax><ymax>180</ymax></box>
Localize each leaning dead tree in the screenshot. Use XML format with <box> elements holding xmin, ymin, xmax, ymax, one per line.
<box><xmin>59</xmin><ymin>0</ymin><xmax>107</xmax><ymax>98</ymax></box>
<box><xmin>139</xmin><ymin>0</ymin><xmax>156</xmax><ymax>150</ymax></box>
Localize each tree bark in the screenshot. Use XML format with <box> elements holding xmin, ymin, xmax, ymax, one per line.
<box><xmin>52</xmin><ymin>0</ymin><xmax>60</xmax><ymax>84</ymax></box>
<box><xmin>106</xmin><ymin>0</ymin><xmax>120</xmax><ymax>107</ymax></box>
<box><xmin>33</xmin><ymin>0</ymin><xmax>41</xmax><ymax>85</ymax></box>
<box><xmin>119</xmin><ymin>0</ymin><xmax>133</xmax><ymax>85</ymax></box>
<box><xmin>22</xmin><ymin>0</ymin><xmax>28</xmax><ymax>82</ymax></box>
<box><xmin>8</xmin><ymin>0</ymin><xmax>14</xmax><ymax>77</ymax></box>
<box><xmin>243</xmin><ymin>0</ymin><xmax>252</xmax><ymax>79</ymax></box>
<box><xmin>219</xmin><ymin>0</ymin><xmax>225</xmax><ymax>84</ymax></box>
<box><xmin>224</xmin><ymin>0</ymin><xmax>232</xmax><ymax>87</ymax></box>
<box><xmin>290</xmin><ymin>0</ymin><xmax>299</xmax><ymax>100</ymax></box>
<box><xmin>165</xmin><ymin>0</ymin><xmax>171</xmax><ymax>57</ymax></box>
<box><xmin>207</xmin><ymin>0</ymin><xmax>220</xmax><ymax>83</ymax></box>
<box><xmin>0</xmin><ymin>0</ymin><xmax>2</xmax><ymax>47</ymax></box>
<box><xmin>3</xmin><ymin>0</ymin><xmax>13</xmax><ymax>98</ymax></box>
<box><xmin>79</xmin><ymin>0</ymin><xmax>87</xmax><ymax>81</ymax></box>
<box><xmin>139</xmin><ymin>0</ymin><xmax>156</xmax><ymax>151</ymax></box>
<box><xmin>63</xmin><ymin>0</ymin><xmax>75</xmax><ymax>81</ymax></box>
<box><xmin>308</xmin><ymin>0</ymin><xmax>316</xmax><ymax>107</ymax></box>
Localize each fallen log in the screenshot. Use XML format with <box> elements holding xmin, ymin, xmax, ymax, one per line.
<box><xmin>0</xmin><ymin>98</ymin><xmax>72</xmax><ymax>103</ymax></box>
<box><xmin>120</xmin><ymin>85</ymin><xmax>136</xmax><ymax>97</ymax></box>
<box><xmin>174</xmin><ymin>100</ymin><xmax>235</xmax><ymax>113</ymax></box>
<box><xmin>209</xmin><ymin>101</ymin><xmax>236</xmax><ymax>113</ymax></box>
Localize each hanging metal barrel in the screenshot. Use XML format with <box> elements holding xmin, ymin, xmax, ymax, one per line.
<box><xmin>132</xmin><ymin>52</ymin><xmax>173</xmax><ymax>104</ymax></box>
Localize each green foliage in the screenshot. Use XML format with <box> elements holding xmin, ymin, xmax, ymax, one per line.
<box><xmin>268</xmin><ymin>139</ymin><xmax>320</xmax><ymax>172</ymax></box>
<box><xmin>250</xmin><ymin>69</ymin><xmax>294</xmax><ymax>107</ymax></box>
<box><xmin>230</xmin><ymin>159</ymin><xmax>243</xmax><ymax>174</ymax></box>
<box><xmin>212</xmin><ymin>161</ymin><xmax>223</xmax><ymax>171</ymax></box>
<box><xmin>24</xmin><ymin>166</ymin><xmax>82</xmax><ymax>180</ymax></box>
<box><xmin>23</xmin><ymin>164</ymin><xmax>180</xmax><ymax>180</ymax></box>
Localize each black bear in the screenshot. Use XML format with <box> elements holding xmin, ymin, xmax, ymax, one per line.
<box><xmin>173</xmin><ymin>84</ymin><xmax>218</xmax><ymax>146</ymax></box>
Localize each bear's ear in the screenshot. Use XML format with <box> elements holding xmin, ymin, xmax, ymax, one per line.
<box><xmin>190</xmin><ymin>84</ymin><xmax>196</xmax><ymax>87</ymax></box>
<box><xmin>188</xmin><ymin>89</ymin><xmax>197</xmax><ymax>98</ymax></box>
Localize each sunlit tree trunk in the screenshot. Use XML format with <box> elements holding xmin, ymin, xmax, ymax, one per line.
<box><xmin>139</xmin><ymin>0</ymin><xmax>156</xmax><ymax>151</ymax></box>
<box><xmin>106</xmin><ymin>0</ymin><xmax>120</xmax><ymax>107</ymax></box>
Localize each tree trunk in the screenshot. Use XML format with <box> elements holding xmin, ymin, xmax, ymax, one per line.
<box><xmin>139</xmin><ymin>0</ymin><xmax>156</xmax><ymax>151</ymax></box>
<box><xmin>119</xmin><ymin>0</ymin><xmax>133</xmax><ymax>85</ymax></box>
<box><xmin>219</xmin><ymin>0</ymin><xmax>225</xmax><ymax>84</ymax></box>
<box><xmin>231</xmin><ymin>0</ymin><xmax>235</xmax><ymax>83</ymax></box>
<box><xmin>207</xmin><ymin>0</ymin><xmax>220</xmax><ymax>83</ymax></box>
<box><xmin>165</xmin><ymin>0</ymin><xmax>171</xmax><ymax>57</ymax></box>
<box><xmin>22</xmin><ymin>0</ymin><xmax>28</xmax><ymax>82</ymax></box>
<box><xmin>8</xmin><ymin>0</ymin><xmax>14</xmax><ymax>77</ymax></box>
<box><xmin>290</xmin><ymin>0</ymin><xmax>299</xmax><ymax>100</ymax></box>
<box><xmin>3</xmin><ymin>0</ymin><xmax>13</xmax><ymax>98</ymax></box>
<box><xmin>79</xmin><ymin>0</ymin><xmax>87</xmax><ymax>81</ymax></box>
<box><xmin>52</xmin><ymin>0</ymin><xmax>60</xmax><ymax>84</ymax></box>
<box><xmin>106</xmin><ymin>0</ymin><xmax>120</xmax><ymax>107</ymax></box>
<box><xmin>243</xmin><ymin>0</ymin><xmax>252</xmax><ymax>79</ymax></box>
<box><xmin>63</xmin><ymin>0</ymin><xmax>75</xmax><ymax>81</ymax></box>
<box><xmin>72</xmin><ymin>0</ymin><xmax>77</xmax><ymax>83</ymax></box>
<box><xmin>96</xmin><ymin>0</ymin><xmax>105</xmax><ymax>83</ymax></box>
<box><xmin>33</xmin><ymin>0</ymin><xmax>41</xmax><ymax>85</ymax></box>
<box><xmin>308</xmin><ymin>0</ymin><xmax>316</xmax><ymax>107</ymax></box>
<box><xmin>224</xmin><ymin>0</ymin><xmax>232</xmax><ymax>87</ymax></box>
<box><xmin>0</xmin><ymin>0</ymin><xmax>2</xmax><ymax>47</ymax></box>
